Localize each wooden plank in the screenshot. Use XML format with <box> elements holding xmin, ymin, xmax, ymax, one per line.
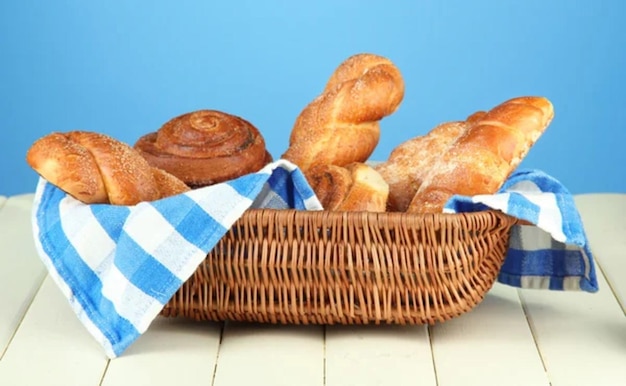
<box><xmin>0</xmin><ymin>276</ymin><xmax>108</xmax><ymax>386</ymax></box>
<box><xmin>520</xmin><ymin>272</ymin><xmax>626</xmax><ymax>386</ymax></box>
<box><xmin>430</xmin><ymin>284</ymin><xmax>550</xmax><ymax>386</ymax></box>
<box><xmin>574</xmin><ymin>193</ymin><xmax>626</xmax><ymax>312</ymax></box>
<box><xmin>0</xmin><ymin>194</ymin><xmax>47</xmax><ymax>357</ymax></box>
<box><xmin>519</xmin><ymin>196</ymin><xmax>626</xmax><ymax>386</ymax></box>
<box><xmin>325</xmin><ymin>325</ymin><xmax>437</xmax><ymax>386</ymax></box>
<box><xmin>101</xmin><ymin>317</ymin><xmax>223</xmax><ymax>386</ymax></box>
<box><xmin>212</xmin><ymin>322</ymin><xmax>324</xmax><ymax>386</ymax></box>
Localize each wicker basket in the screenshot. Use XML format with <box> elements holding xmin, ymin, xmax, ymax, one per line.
<box><xmin>160</xmin><ymin>209</ymin><xmax>517</xmax><ymax>325</ymax></box>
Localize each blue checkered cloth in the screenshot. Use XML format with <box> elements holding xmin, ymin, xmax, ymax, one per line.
<box><xmin>444</xmin><ymin>169</ymin><xmax>598</xmax><ymax>293</ymax></box>
<box><xmin>31</xmin><ymin>161</ymin><xmax>597</xmax><ymax>358</ymax></box>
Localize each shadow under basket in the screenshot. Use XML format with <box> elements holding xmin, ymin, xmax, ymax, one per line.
<box><xmin>160</xmin><ymin>209</ymin><xmax>518</xmax><ymax>325</ymax></box>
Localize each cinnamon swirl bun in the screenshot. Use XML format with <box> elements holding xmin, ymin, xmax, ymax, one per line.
<box><xmin>134</xmin><ymin>110</ymin><xmax>271</xmax><ymax>188</ymax></box>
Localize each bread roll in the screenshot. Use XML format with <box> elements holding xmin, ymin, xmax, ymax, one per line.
<box><xmin>281</xmin><ymin>53</ymin><xmax>405</xmax><ymax>171</ymax></box>
<box><xmin>135</xmin><ymin>110</ymin><xmax>271</xmax><ymax>188</ymax></box>
<box><xmin>407</xmin><ymin>96</ymin><xmax>554</xmax><ymax>213</ymax></box>
<box><xmin>26</xmin><ymin>131</ymin><xmax>189</xmax><ymax>205</ymax></box>
<box><xmin>305</xmin><ymin>162</ymin><xmax>389</xmax><ymax>212</ymax></box>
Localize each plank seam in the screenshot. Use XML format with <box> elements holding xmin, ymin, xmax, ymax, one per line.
<box><xmin>323</xmin><ymin>325</ymin><xmax>327</xmax><ymax>386</ymax></box>
<box><xmin>0</xmin><ymin>272</ymin><xmax>47</xmax><ymax>361</ymax></box>
<box><xmin>594</xmin><ymin>257</ymin><xmax>626</xmax><ymax>316</ymax></box>
<box><xmin>210</xmin><ymin>321</ymin><xmax>226</xmax><ymax>386</ymax></box>
<box><xmin>427</xmin><ymin>325</ymin><xmax>440</xmax><ymax>386</ymax></box>
<box><xmin>97</xmin><ymin>358</ymin><xmax>111</xmax><ymax>386</ymax></box>
<box><xmin>517</xmin><ymin>289</ymin><xmax>552</xmax><ymax>386</ymax></box>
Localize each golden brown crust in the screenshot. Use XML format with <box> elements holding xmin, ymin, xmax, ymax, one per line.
<box><xmin>26</xmin><ymin>131</ymin><xmax>170</xmax><ymax>205</ymax></box>
<box><xmin>135</xmin><ymin>110</ymin><xmax>271</xmax><ymax>188</ymax></box>
<box><xmin>151</xmin><ymin>167</ymin><xmax>191</xmax><ymax>198</ymax></box>
<box><xmin>305</xmin><ymin>162</ymin><xmax>388</xmax><ymax>212</ymax></box>
<box><xmin>340</xmin><ymin>163</ymin><xmax>389</xmax><ymax>212</ymax></box>
<box><xmin>305</xmin><ymin>164</ymin><xmax>353</xmax><ymax>211</ymax></box>
<box><xmin>407</xmin><ymin>96</ymin><xmax>554</xmax><ymax>213</ymax></box>
<box><xmin>281</xmin><ymin>53</ymin><xmax>405</xmax><ymax>171</ymax></box>
<box><xmin>26</xmin><ymin>132</ymin><xmax>109</xmax><ymax>204</ymax></box>
<box><xmin>375</xmin><ymin>120</ymin><xmax>469</xmax><ymax>212</ymax></box>
<box><xmin>68</xmin><ymin>132</ymin><xmax>161</xmax><ymax>205</ymax></box>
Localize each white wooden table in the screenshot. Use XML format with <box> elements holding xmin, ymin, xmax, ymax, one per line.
<box><xmin>0</xmin><ymin>193</ymin><xmax>624</xmax><ymax>386</ymax></box>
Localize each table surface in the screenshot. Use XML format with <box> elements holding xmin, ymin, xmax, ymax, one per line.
<box><xmin>0</xmin><ymin>193</ymin><xmax>624</xmax><ymax>386</ymax></box>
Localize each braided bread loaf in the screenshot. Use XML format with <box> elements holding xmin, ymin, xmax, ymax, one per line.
<box><xmin>281</xmin><ymin>53</ymin><xmax>405</xmax><ymax>172</ymax></box>
<box><xmin>375</xmin><ymin>111</ymin><xmax>487</xmax><ymax>212</ymax></box>
<box><xmin>26</xmin><ymin>131</ymin><xmax>190</xmax><ymax>205</ymax></box>
<box><xmin>407</xmin><ymin>96</ymin><xmax>554</xmax><ymax>213</ymax></box>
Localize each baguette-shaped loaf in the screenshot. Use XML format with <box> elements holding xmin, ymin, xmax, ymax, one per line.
<box><xmin>407</xmin><ymin>96</ymin><xmax>554</xmax><ymax>213</ymax></box>
<box><xmin>281</xmin><ymin>53</ymin><xmax>405</xmax><ymax>172</ymax></box>
<box><xmin>305</xmin><ymin>162</ymin><xmax>389</xmax><ymax>212</ymax></box>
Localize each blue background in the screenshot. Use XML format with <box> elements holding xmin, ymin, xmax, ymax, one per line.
<box><xmin>1</xmin><ymin>0</ymin><xmax>624</xmax><ymax>196</ymax></box>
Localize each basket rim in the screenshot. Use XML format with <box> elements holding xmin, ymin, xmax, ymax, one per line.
<box><xmin>239</xmin><ymin>207</ymin><xmax>519</xmax><ymax>227</ymax></box>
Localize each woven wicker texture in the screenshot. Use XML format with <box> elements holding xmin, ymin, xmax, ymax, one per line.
<box><xmin>161</xmin><ymin>209</ymin><xmax>517</xmax><ymax>325</ymax></box>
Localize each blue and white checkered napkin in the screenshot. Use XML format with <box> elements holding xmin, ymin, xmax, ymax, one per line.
<box><xmin>444</xmin><ymin>168</ymin><xmax>598</xmax><ymax>293</ymax></box>
<box><xmin>31</xmin><ymin>160</ymin><xmax>322</xmax><ymax>358</ymax></box>
<box><xmin>31</xmin><ymin>160</ymin><xmax>598</xmax><ymax>358</ymax></box>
